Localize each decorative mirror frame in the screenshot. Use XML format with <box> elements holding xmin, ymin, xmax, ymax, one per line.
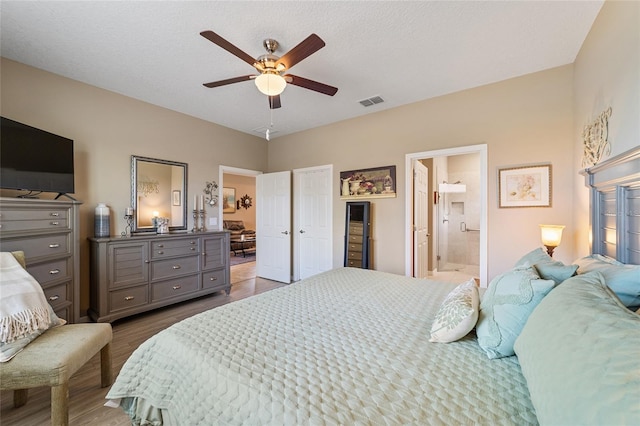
<box><xmin>131</xmin><ymin>155</ymin><xmax>188</xmax><ymax>233</ymax></box>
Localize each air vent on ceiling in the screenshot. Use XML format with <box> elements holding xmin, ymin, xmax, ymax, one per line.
<box><xmin>358</xmin><ymin>96</ymin><xmax>385</xmax><ymax>107</ymax></box>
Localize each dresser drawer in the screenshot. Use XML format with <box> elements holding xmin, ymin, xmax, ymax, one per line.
<box><xmin>347</xmin><ymin>242</ymin><xmax>363</xmax><ymax>253</ymax></box>
<box><xmin>43</xmin><ymin>282</ymin><xmax>72</xmax><ymax>308</ymax></box>
<box><xmin>151</xmin><ymin>275</ymin><xmax>199</xmax><ymax>302</ymax></box>
<box><xmin>110</xmin><ymin>285</ymin><xmax>149</xmax><ymax>312</ymax></box>
<box><xmin>53</xmin><ymin>305</ymin><xmax>71</xmax><ymax>323</ymax></box>
<box><xmin>349</xmin><ymin>223</ymin><xmax>364</xmax><ymax>236</ymax></box>
<box><xmin>346</xmin><ymin>259</ymin><xmax>363</xmax><ymax>268</ymax></box>
<box><xmin>0</xmin><ymin>208</ymin><xmax>69</xmax><ymax>233</ymax></box>
<box><xmin>347</xmin><ymin>250</ymin><xmax>363</xmax><ymax>261</ymax></box>
<box><xmin>202</xmin><ymin>269</ymin><xmax>226</xmax><ymax>290</ymax></box>
<box><xmin>150</xmin><ymin>255</ymin><xmax>199</xmax><ymax>281</ymax></box>
<box><xmin>1</xmin><ymin>234</ymin><xmax>70</xmax><ymax>260</ymax></box>
<box><xmin>27</xmin><ymin>259</ymin><xmax>71</xmax><ymax>286</ymax></box>
<box><xmin>150</xmin><ymin>238</ymin><xmax>199</xmax><ymax>259</ymax></box>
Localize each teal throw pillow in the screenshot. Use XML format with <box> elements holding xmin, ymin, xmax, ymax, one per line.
<box><xmin>476</xmin><ymin>266</ymin><xmax>555</xmax><ymax>359</ymax></box>
<box><xmin>514</xmin><ymin>248</ymin><xmax>552</xmax><ymax>268</ymax></box>
<box><xmin>574</xmin><ymin>254</ymin><xmax>640</xmax><ymax>310</ymax></box>
<box><xmin>533</xmin><ymin>262</ymin><xmax>578</xmax><ymax>284</ymax></box>
<box><xmin>514</xmin><ymin>272</ymin><xmax>640</xmax><ymax>425</ymax></box>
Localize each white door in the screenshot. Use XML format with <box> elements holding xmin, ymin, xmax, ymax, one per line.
<box><xmin>413</xmin><ymin>160</ymin><xmax>429</xmax><ymax>278</ymax></box>
<box><xmin>256</xmin><ymin>171</ymin><xmax>291</xmax><ymax>283</ymax></box>
<box><xmin>294</xmin><ymin>165</ymin><xmax>333</xmax><ymax>280</ymax></box>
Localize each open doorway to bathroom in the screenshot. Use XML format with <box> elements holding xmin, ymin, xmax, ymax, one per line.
<box><xmin>435</xmin><ymin>153</ymin><xmax>480</xmax><ymax>278</ymax></box>
<box><xmin>405</xmin><ymin>144</ymin><xmax>487</xmax><ymax>287</ymax></box>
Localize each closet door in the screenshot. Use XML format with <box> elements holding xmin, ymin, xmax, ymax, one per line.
<box><xmin>344</xmin><ymin>202</ymin><xmax>371</xmax><ymax>269</ymax></box>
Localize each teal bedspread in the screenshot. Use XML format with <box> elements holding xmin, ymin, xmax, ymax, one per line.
<box><xmin>107</xmin><ymin>268</ymin><xmax>537</xmax><ymax>425</ymax></box>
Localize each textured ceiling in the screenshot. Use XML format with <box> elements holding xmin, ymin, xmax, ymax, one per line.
<box><xmin>0</xmin><ymin>1</ymin><xmax>603</xmax><ymax>139</ymax></box>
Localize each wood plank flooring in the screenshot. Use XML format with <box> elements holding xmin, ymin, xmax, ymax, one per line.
<box><xmin>0</xmin><ymin>261</ymin><xmax>283</xmax><ymax>425</ymax></box>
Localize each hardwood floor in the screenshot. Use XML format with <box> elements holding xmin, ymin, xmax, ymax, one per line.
<box><xmin>0</xmin><ymin>261</ymin><xmax>283</xmax><ymax>425</ymax></box>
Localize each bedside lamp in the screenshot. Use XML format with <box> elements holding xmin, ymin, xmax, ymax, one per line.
<box><xmin>539</xmin><ymin>224</ymin><xmax>565</xmax><ymax>257</ymax></box>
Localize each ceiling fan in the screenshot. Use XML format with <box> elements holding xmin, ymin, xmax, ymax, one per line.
<box><xmin>200</xmin><ymin>31</ymin><xmax>338</xmax><ymax>109</ymax></box>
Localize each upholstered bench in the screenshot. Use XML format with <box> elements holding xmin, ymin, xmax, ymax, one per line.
<box><xmin>0</xmin><ymin>323</ymin><xmax>113</xmax><ymax>425</ymax></box>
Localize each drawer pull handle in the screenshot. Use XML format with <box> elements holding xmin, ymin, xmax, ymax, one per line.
<box><xmin>124</xmin><ymin>296</ymin><xmax>135</xmax><ymax>301</ymax></box>
<box><xmin>50</xmin><ymin>212</ymin><xmax>60</xmax><ymax>217</ymax></box>
<box><xmin>190</xmin><ymin>241</ymin><xmax>196</xmax><ymax>245</ymax></box>
<box><xmin>50</xmin><ymin>221</ymin><xmax>60</xmax><ymax>226</ymax></box>
<box><xmin>172</xmin><ymin>285</ymin><xmax>181</xmax><ymax>290</ymax></box>
<box><xmin>145</xmin><ymin>260</ymin><xmax>150</xmax><ymax>264</ymax></box>
<box><xmin>210</xmin><ymin>277</ymin><xmax>217</xmax><ymax>281</ymax></box>
<box><xmin>190</xmin><ymin>247</ymin><xmax>196</xmax><ymax>251</ymax></box>
<box><xmin>157</xmin><ymin>244</ymin><xmax>164</xmax><ymax>248</ymax></box>
<box><xmin>172</xmin><ymin>265</ymin><xmax>181</xmax><ymax>270</ymax></box>
<box><xmin>49</xmin><ymin>244</ymin><xmax>60</xmax><ymax>248</ymax></box>
<box><xmin>48</xmin><ymin>295</ymin><xmax>60</xmax><ymax>301</ymax></box>
<box><xmin>157</xmin><ymin>251</ymin><xmax>164</xmax><ymax>255</ymax></box>
<box><xmin>49</xmin><ymin>269</ymin><xmax>60</xmax><ymax>275</ymax></box>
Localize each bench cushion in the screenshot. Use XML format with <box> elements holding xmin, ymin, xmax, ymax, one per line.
<box><xmin>0</xmin><ymin>323</ymin><xmax>112</xmax><ymax>389</ymax></box>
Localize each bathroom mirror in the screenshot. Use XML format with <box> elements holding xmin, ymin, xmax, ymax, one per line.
<box><xmin>131</xmin><ymin>155</ymin><xmax>188</xmax><ymax>233</ymax></box>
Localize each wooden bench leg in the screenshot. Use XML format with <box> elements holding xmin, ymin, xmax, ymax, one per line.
<box><xmin>51</xmin><ymin>382</ymin><xmax>69</xmax><ymax>426</ymax></box>
<box><xmin>13</xmin><ymin>389</ymin><xmax>28</xmax><ymax>408</ymax></box>
<box><xmin>100</xmin><ymin>342</ymin><xmax>113</xmax><ymax>387</ymax></box>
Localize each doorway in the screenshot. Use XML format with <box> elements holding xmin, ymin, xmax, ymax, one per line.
<box><xmin>219</xmin><ymin>166</ymin><xmax>261</xmax><ymax>281</ymax></box>
<box><xmin>405</xmin><ymin>144</ymin><xmax>487</xmax><ymax>287</ymax></box>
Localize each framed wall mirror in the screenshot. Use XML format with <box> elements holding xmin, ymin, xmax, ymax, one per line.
<box><xmin>131</xmin><ymin>155</ymin><xmax>188</xmax><ymax>233</ymax></box>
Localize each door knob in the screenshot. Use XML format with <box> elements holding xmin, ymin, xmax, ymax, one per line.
<box><xmin>281</xmin><ymin>230</ymin><xmax>289</xmax><ymax>235</ymax></box>
<box><xmin>299</xmin><ymin>229</ymin><xmax>306</xmax><ymax>233</ymax></box>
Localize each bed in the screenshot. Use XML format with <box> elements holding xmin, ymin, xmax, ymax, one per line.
<box><xmin>107</xmin><ymin>147</ymin><xmax>640</xmax><ymax>425</ymax></box>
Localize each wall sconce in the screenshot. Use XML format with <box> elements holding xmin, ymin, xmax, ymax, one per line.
<box><xmin>539</xmin><ymin>224</ymin><xmax>565</xmax><ymax>257</ymax></box>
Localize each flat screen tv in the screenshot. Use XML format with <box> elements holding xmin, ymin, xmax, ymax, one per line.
<box><xmin>1</xmin><ymin>117</ymin><xmax>75</xmax><ymax>197</ymax></box>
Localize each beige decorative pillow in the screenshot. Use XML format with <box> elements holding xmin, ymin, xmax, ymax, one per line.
<box><xmin>429</xmin><ymin>279</ymin><xmax>479</xmax><ymax>343</ymax></box>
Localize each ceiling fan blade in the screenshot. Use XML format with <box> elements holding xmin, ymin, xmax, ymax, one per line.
<box><xmin>285</xmin><ymin>74</ymin><xmax>338</xmax><ymax>96</ymax></box>
<box><xmin>269</xmin><ymin>95</ymin><xmax>282</xmax><ymax>109</ymax></box>
<box><xmin>203</xmin><ymin>75</ymin><xmax>254</xmax><ymax>88</ymax></box>
<box><xmin>200</xmin><ymin>30</ymin><xmax>257</xmax><ymax>67</ymax></box>
<box><xmin>276</xmin><ymin>34</ymin><xmax>325</xmax><ymax>70</ymax></box>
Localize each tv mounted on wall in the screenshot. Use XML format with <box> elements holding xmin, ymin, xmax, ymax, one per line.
<box><xmin>1</xmin><ymin>117</ymin><xmax>75</xmax><ymax>199</ymax></box>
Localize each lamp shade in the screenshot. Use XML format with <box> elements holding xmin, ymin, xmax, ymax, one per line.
<box><xmin>254</xmin><ymin>73</ymin><xmax>286</xmax><ymax>96</ymax></box>
<box><xmin>539</xmin><ymin>224</ymin><xmax>565</xmax><ymax>247</ymax></box>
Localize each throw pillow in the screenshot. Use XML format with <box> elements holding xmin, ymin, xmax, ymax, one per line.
<box><xmin>0</xmin><ymin>252</ymin><xmax>64</xmax><ymax>362</ymax></box>
<box><xmin>476</xmin><ymin>266</ymin><xmax>555</xmax><ymax>359</ymax></box>
<box><xmin>574</xmin><ymin>254</ymin><xmax>640</xmax><ymax>310</ymax></box>
<box><xmin>514</xmin><ymin>247</ymin><xmax>552</xmax><ymax>268</ymax></box>
<box><xmin>514</xmin><ymin>272</ymin><xmax>639</xmax><ymax>425</ymax></box>
<box><xmin>429</xmin><ymin>279</ymin><xmax>479</xmax><ymax>343</ymax></box>
<box><xmin>532</xmin><ymin>262</ymin><xmax>578</xmax><ymax>284</ymax></box>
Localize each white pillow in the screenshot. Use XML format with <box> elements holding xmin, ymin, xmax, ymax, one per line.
<box><xmin>429</xmin><ymin>279</ymin><xmax>479</xmax><ymax>343</ymax></box>
<box><xmin>0</xmin><ymin>252</ymin><xmax>64</xmax><ymax>362</ymax></box>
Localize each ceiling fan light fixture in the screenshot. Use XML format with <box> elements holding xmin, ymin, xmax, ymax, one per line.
<box><xmin>255</xmin><ymin>73</ymin><xmax>286</xmax><ymax>96</ymax></box>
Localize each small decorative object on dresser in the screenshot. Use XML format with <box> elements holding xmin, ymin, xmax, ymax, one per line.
<box><xmin>0</xmin><ymin>197</ymin><xmax>81</xmax><ymax>323</ymax></box>
<box><xmin>88</xmin><ymin>231</ymin><xmax>230</xmax><ymax>322</ymax></box>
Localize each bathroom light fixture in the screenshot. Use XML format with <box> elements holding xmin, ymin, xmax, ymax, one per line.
<box><xmin>539</xmin><ymin>224</ymin><xmax>565</xmax><ymax>257</ymax></box>
<box><xmin>254</xmin><ymin>73</ymin><xmax>286</xmax><ymax>96</ymax></box>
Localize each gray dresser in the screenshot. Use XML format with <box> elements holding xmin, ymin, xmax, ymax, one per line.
<box><xmin>0</xmin><ymin>197</ymin><xmax>81</xmax><ymax>323</ymax></box>
<box><xmin>88</xmin><ymin>231</ymin><xmax>230</xmax><ymax>322</ymax></box>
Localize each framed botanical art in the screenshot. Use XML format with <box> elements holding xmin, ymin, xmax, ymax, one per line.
<box><xmin>339</xmin><ymin>165</ymin><xmax>396</xmax><ymax>199</ymax></box>
<box><xmin>222</xmin><ymin>187</ymin><xmax>236</xmax><ymax>213</ymax></box>
<box><xmin>498</xmin><ymin>164</ymin><xmax>551</xmax><ymax>208</ymax></box>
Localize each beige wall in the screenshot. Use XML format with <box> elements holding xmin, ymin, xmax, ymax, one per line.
<box><xmin>572</xmin><ymin>0</ymin><xmax>640</xmax><ymax>258</ymax></box>
<box><xmin>1</xmin><ymin>58</ymin><xmax>267</xmax><ymax>314</ymax></box>
<box><xmin>268</xmin><ymin>65</ymin><xmax>576</xmax><ymax>278</ymax></box>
